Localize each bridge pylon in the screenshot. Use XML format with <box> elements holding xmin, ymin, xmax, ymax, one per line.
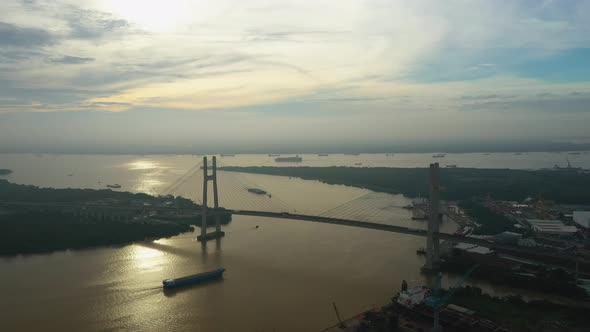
<box><xmin>422</xmin><ymin>162</ymin><xmax>441</xmax><ymax>273</ymax></box>
<box><xmin>197</xmin><ymin>156</ymin><xmax>225</xmax><ymax>242</ymax></box>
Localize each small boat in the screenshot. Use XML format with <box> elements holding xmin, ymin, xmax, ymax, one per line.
<box><xmin>568</xmin><ymin>152</ymin><xmax>581</xmax><ymax>155</ymax></box>
<box><xmin>432</xmin><ymin>153</ymin><xmax>445</xmax><ymax>158</ymax></box>
<box><xmin>268</xmin><ymin>154</ymin><xmax>280</xmax><ymax>157</ymax></box>
<box><xmin>445</xmin><ymin>165</ymin><xmax>457</xmax><ymax>168</ymax></box>
<box><xmin>318</xmin><ymin>154</ymin><xmax>329</xmax><ymax>156</ymax></box>
<box><xmin>106</xmin><ymin>184</ymin><xmax>121</xmax><ymax>189</ymax></box>
<box><xmin>354</xmin><ymin>163</ymin><xmax>362</xmax><ymax>166</ymax></box>
<box><xmin>163</xmin><ymin>268</ymin><xmax>225</xmax><ymax>289</ymax></box>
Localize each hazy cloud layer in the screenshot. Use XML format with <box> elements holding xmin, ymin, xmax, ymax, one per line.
<box><xmin>0</xmin><ymin>0</ymin><xmax>590</xmax><ymax>150</ymax></box>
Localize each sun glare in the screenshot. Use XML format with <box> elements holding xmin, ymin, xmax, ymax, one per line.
<box><xmin>104</xmin><ymin>0</ymin><xmax>194</xmax><ymax>32</ymax></box>
<box><xmin>126</xmin><ymin>160</ymin><xmax>160</xmax><ymax>170</ymax></box>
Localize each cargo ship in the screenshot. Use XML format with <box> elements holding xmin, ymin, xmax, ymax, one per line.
<box><xmin>248</xmin><ymin>188</ymin><xmax>267</xmax><ymax>195</ymax></box>
<box><xmin>275</xmin><ymin>155</ymin><xmax>302</xmax><ymax>163</ymax></box>
<box><xmin>162</xmin><ymin>268</ymin><xmax>225</xmax><ymax>289</ymax></box>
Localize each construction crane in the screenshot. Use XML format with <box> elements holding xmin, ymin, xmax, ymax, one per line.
<box><xmin>424</xmin><ymin>265</ymin><xmax>479</xmax><ymax>332</ymax></box>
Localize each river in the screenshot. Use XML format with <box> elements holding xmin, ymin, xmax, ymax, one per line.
<box><xmin>0</xmin><ymin>153</ymin><xmax>585</xmax><ymax>331</ymax></box>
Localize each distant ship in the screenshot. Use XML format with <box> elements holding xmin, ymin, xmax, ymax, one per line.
<box><xmin>220</xmin><ymin>154</ymin><xmax>235</xmax><ymax>157</ymax></box>
<box><xmin>318</xmin><ymin>154</ymin><xmax>329</xmax><ymax>156</ymax></box>
<box><xmin>568</xmin><ymin>152</ymin><xmax>582</xmax><ymax>155</ymax></box>
<box><xmin>483</xmin><ymin>153</ymin><xmax>491</xmax><ymax>155</ymax></box>
<box><xmin>163</xmin><ymin>268</ymin><xmax>225</xmax><ymax>289</ymax></box>
<box><xmin>248</xmin><ymin>188</ymin><xmax>267</xmax><ymax>195</ymax></box>
<box><xmin>344</xmin><ymin>153</ymin><xmax>360</xmax><ymax>156</ymax></box>
<box><xmin>106</xmin><ymin>184</ymin><xmax>121</xmax><ymax>189</ymax></box>
<box><xmin>275</xmin><ymin>155</ymin><xmax>302</xmax><ymax>163</ymax></box>
<box><xmin>432</xmin><ymin>153</ymin><xmax>445</xmax><ymax>158</ymax></box>
<box><xmin>445</xmin><ymin>165</ymin><xmax>457</xmax><ymax>168</ymax></box>
<box><xmin>385</xmin><ymin>153</ymin><xmax>395</xmax><ymax>156</ymax></box>
<box><xmin>354</xmin><ymin>163</ymin><xmax>363</xmax><ymax>166</ymax></box>
<box><xmin>268</xmin><ymin>154</ymin><xmax>280</xmax><ymax>157</ymax></box>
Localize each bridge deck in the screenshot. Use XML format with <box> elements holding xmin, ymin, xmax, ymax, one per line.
<box><xmin>1</xmin><ymin>201</ymin><xmax>586</xmax><ymax>263</ymax></box>
<box><xmin>229</xmin><ymin>209</ymin><xmax>589</xmax><ymax>264</ymax></box>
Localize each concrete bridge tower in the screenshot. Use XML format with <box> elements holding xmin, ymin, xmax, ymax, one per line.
<box><xmin>423</xmin><ymin>162</ymin><xmax>441</xmax><ymax>272</ymax></box>
<box><xmin>197</xmin><ymin>156</ymin><xmax>225</xmax><ymax>242</ymax></box>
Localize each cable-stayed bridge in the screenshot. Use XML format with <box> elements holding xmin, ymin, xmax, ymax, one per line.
<box><xmin>160</xmin><ymin>156</ymin><xmax>586</xmax><ymax>269</ymax></box>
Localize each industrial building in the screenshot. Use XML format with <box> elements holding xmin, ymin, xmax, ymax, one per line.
<box><xmin>526</xmin><ymin>219</ymin><xmax>578</xmax><ymax>237</ymax></box>
<box><xmin>573</xmin><ymin>211</ymin><xmax>590</xmax><ymax>229</ymax></box>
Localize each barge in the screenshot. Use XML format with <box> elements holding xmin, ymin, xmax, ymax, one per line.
<box><xmin>163</xmin><ymin>268</ymin><xmax>226</xmax><ymax>289</ymax></box>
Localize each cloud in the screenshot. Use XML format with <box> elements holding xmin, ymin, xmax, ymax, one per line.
<box><xmin>460</xmin><ymin>94</ymin><xmax>503</xmax><ymax>100</ymax></box>
<box><xmin>66</xmin><ymin>8</ymin><xmax>130</xmax><ymax>39</ymax></box>
<box><xmin>460</xmin><ymin>92</ymin><xmax>590</xmax><ymax>113</ymax></box>
<box><xmin>51</xmin><ymin>55</ymin><xmax>94</xmax><ymax>64</ymax></box>
<box><xmin>0</xmin><ymin>22</ymin><xmax>55</xmax><ymax>47</ymax></box>
<box><xmin>0</xmin><ymin>0</ymin><xmax>589</xmax><ymax>148</ymax></box>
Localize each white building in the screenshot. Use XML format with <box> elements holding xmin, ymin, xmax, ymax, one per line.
<box><xmin>527</xmin><ymin>219</ymin><xmax>578</xmax><ymax>237</ymax></box>
<box><xmin>573</xmin><ymin>211</ymin><xmax>590</xmax><ymax>229</ymax></box>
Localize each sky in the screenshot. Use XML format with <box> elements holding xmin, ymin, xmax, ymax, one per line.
<box><xmin>0</xmin><ymin>0</ymin><xmax>589</xmax><ymax>153</ymax></box>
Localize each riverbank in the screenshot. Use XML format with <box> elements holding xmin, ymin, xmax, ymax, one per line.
<box><xmin>450</xmin><ymin>286</ymin><xmax>590</xmax><ymax>331</ymax></box>
<box><xmin>337</xmin><ymin>285</ymin><xmax>590</xmax><ymax>332</ymax></box>
<box><xmin>220</xmin><ymin>166</ymin><xmax>590</xmax><ymax>204</ymax></box>
<box><xmin>0</xmin><ymin>180</ymin><xmax>231</xmax><ymax>256</ymax></box>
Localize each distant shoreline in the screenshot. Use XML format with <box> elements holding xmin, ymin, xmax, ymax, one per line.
<box><xmin>219</xmin><ymin>166</ymin><xmax>590</xmax><ymax>204</ymax></box>
<box><xmin>0</xmin><ymin>150</ymin><xmax>588</xmax><ymax>156</ymax></box>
